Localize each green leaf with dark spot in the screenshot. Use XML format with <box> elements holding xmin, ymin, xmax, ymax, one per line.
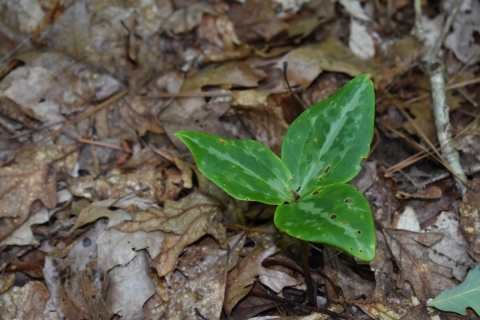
<box><xmin>274</xmin><ymin>184</ymin><xmax>375</xmax><ymax>261</ymax></box>
<box><xmin>174</xmin><ymin>131</ymin><xmax>294</xmax><ymax>205</ymax></box>
<box><xmin>282</xmin><ymin>74</ymin><xmax>374</xmax><ymax>195</ymax></box>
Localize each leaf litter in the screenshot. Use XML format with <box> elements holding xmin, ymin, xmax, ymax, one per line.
<box><xmin>1</xmin><ymin>0</ymin><xmax>480</xmax><ymax>319</ymax></box>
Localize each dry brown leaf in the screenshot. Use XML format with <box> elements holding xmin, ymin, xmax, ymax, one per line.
<box><xmin>277</xmin><ymin>38</ymin><xmax>382</xmax><ymax>90</ymax></box>
<box><xmin>160</xmin><ymin>97</ymin><xmax>233</xmax><ymax>154</ymax></box>
<box><xmin>197</xmin><ymin>14</ymin><xmax>251</xmax><ymax>63</ymax></box>
<box><xmin>227</xmin><ymin>0</ymin><xmax>287</xmax><ymax>43</ymax></box>
<box><xmin>224</xmin><ymin>245</ymin><xmax>299</xmax><ymax>316</ymax></box>
<box><xmin>382</xmin><ymin>229</ymin><xmax>457</xmax><ymax>302</ymax></box>
<box><xmin>0</xmin><ymin>206</ymin><xmax>51</xmax><ymax>246</ymax></box>
<box><xmin>162</xmin><ymin>1</ymin><xmax>226</xmax><ymax>34</ymax></box>
<box><xmin>44</xmin><ymin>220</ymin><xmax>110</xmax><ymax>320</ymax></box>
<box><xmin>354</xmin><ymin>300</ymin><xmax>408</xmax><ymax>320</ymax></box>
<box><xmin>113</xmin><ymin>192</ymin><xmax>226</xmax><ymax>277</ymax></box>
<box><xmin>146</xmin><ymin>234</ymin><xmax>245</xmax><ymax>319</ymax></box>
<box><xmin>181</xmin><ymin>61</ymin><xmax>264</xmax><ymax>93</ymax></box>
<box><xmin>105</xmin><ymin>251</ymin><xmax>155</xmax><ymax>319</ymax></box>
<box><xmin>69</xmin><ymin>166</ymin><xmax>182</xmax><ymax>204</ymax></box>
<box><xmin>0</xmin><ymin>144</ymin><xmax>78</xmax><ymax>241</ymax></box>
<box><xmin>230</xmin><ymin>88</ymin><xmax>290</xmax><ymax>155</ymax></box>
<box><xmin>459</xmin><ymin>177</ymin><xmax>480</xmax><ymax>262</ymax></box>
<box><xmin>0</xmin><ymin>281</ymin><xmax>57</xmax><ymax>320</ymax></box>
<box><xmin>323</xmin><ymin>246</ymin><xmax>372</xmax><ymax>300</ymax></box>
<box><xmin>364</xmin><ymin>170</ymin><xmax>402</xmax><ymax>229</ymax></box>
<box><xmin>0</xmin><ymin>274</ymin><xmax>15</xmax><ymax>295</ymax></box>
<box><xmin>228</xmin><ymin>282</ymin><xmax>277</xmax><ymax>319</ymax></box>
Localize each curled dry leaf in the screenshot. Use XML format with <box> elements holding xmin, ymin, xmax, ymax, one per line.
<box><xmin>114</xmin><ymin>192</ymin><xmax>227</xmax><ymax>277</ymax></box>
<box><xmin>0</xmin><ymin>206</ymin><xmax>51</xmax><ymax>246</ymax></box>
<box><xmin>277</xmin><ymin>38</ymin><xmax>382</xmax><ymax>90</ymax></box>
<box><xmin>180</xmin><ymin>61</ymin><xmax>264</xmax><ymax>93</ymax></box>
<box><xmin>0</xmin><ymin>144</ymin><xmax>78</xmax><ymax>241</ymax></box>
<box><xmin>224</xmin><ymin>245</ymin><xmax>299</xmax><ymax>316</ymax></box>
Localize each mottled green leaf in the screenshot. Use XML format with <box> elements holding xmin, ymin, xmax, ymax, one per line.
<box><xmin>282</xmin><ymin>74</ymin><xmax>374</xmax><ymax>195</ymax></box>
<box><xmin>274</xmin><ymin>184</ymin><xmax>375</xmax><ymax>261</ymax></box>
<box><xmin>174</xmin><ymin>131</ymin><xmax>293</xmax><ymax>205</ymax></box>
<box><xmin>428</xmin><ymin>264</ymin><xmax>480</xmax><ymax>316</ymax></box>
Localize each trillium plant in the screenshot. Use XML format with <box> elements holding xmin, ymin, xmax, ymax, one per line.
<box><xmin>175</xmin><ymin>74</ymin><xmax>376</xmax><ymax>261</ymax></box>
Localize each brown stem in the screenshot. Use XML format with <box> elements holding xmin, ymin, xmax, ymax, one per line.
<box><xmin>300</xmin><ymin>240</ymin><xmax>317</xmax><ymax>308</ymax></box>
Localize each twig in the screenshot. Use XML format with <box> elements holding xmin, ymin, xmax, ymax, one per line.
<box><xmin>418</xmin><ymin>162</ymin><xmax>480</xmax><ymax>189</ymax></box>
<box><xmin>421</xmin><ymin>0</ymin><xmax>466</xmax><ymax>194</ymax></box>
<box><xmin>77</xmin><ymin>138</ymin><xmax>131</xmax><ymax>153</ymax></box>
<box><xmin>412</xmin><ymin>0</ymin><xmax>426</xmax><ymax>42</ymax></box>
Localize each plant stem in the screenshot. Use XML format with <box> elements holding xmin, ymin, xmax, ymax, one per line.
<box><xmin>300</xmin><ymin>240</ymin><xmax>317</xmax><ymax>308</ymax></box>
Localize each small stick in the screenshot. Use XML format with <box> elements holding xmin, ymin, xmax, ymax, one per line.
<box><xmin>300</xmin><ymin>240</ymin><xmax>317</xmax><ymax>308</ymax></box>
<box><xmin>77</xmin><ymin>138</ymin><xmax>131</xmax><ymax>152</ymax></box>
<box><xmin>421</xmin><ymin>0</ymin><xmax>466</xmax><ymax>193</ymax></box>
<box><xmin>412</xmin><ymin>0</ymin><xmax>426</xmax><ymax>42</ymax></box>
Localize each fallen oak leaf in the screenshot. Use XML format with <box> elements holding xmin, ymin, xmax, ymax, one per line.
<box><xmin>113</xmin><ymin>192</ymin><xmax>227</xmax><ymax>277</ymax></box>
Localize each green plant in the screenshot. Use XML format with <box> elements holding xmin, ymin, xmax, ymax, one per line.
<box><xmin>175</xmin><ymin>74</ymin><xmax>376</xmax><ymax>261</ymax></box>
<box><xmin>428</xmin><ymin>264</ymin><xmax>480</xmax><ymax>316</ymax></box>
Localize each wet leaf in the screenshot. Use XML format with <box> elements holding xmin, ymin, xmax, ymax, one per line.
<box><xmin>175</xmin><ymin>131</ymin><xmax>293</xmax><ymax>205</ymax></box>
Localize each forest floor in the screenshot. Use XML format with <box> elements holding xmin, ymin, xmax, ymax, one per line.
<box><xmin>1</xmin><ymin>0</ymin><xmax>480</xmax><ymax>319</ymax></box>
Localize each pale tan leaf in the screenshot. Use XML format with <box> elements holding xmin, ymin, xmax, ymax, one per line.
<box><xmin>0</xmin><ymin>144</ymin><xmax>78</xmax><ymax>241</ymax></box>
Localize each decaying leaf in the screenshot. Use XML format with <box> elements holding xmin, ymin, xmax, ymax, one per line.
<box><xmin>0</xmin><ymin>206</ymin><xmax>52</xmax><ymax>246</ymax></box>
<box><xmin>180</xmin><ymin>61</ymin><xmax>264</xmax><ymax>93</ymax></box>
<box><xmin>355</xmin><ymin>300</ymin><xmax>408</xmax><ymax>320</ymax></box>
<box><xmin>0</xmin><ymin>281</ymin><xmax>57</xmax><ymax>320</ymax></box>
<box><xmin>277</xmin><ymin>38</ymin><xmax>382</xmax><ymax>90</ymax></box>
<box><xmin>225</xmin><ymin>245</ymin><xmax>299</xmax><ymax>316</ymax></box>
<box><xmin>383</xmin><ymin>229</ymin><xmax>457</xmax><ymax>302</ymax></box>
<box><xmin>44</xmin><ymin>220</ymin><xmax>110</xmax><ymax>320</ymax></box>
<box><xmin>0</xmin><ymin>144</ymin><xmax>78</xmax><ymax>241</ymax></box>
<box><xmin>105</xmin><ymin>251</ymin><xmax>155</xmax><ymax>320</ymax></box>
<box><xmin>424</xmin><ymin>211</ymin><xmax>474</xmax><ymax>281</ymax></box>
<box><xmin>459</xmin><ymin>178</ymin><xmax>480</xmax><ymax>262</ymax></box>
<box><xmin>146</xmin><ymin>233</ymin><xmax>245</xmax><ymax>319</ymax></box>
<box><xmin>113</xmin><ymin>192</ymin><xmax>226</xmax><ymax>277</ymax></box>
<box><xmin>69</xmin><ymin>166</ymin><xmax>183</xmax><ymax>204</ymax></box>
